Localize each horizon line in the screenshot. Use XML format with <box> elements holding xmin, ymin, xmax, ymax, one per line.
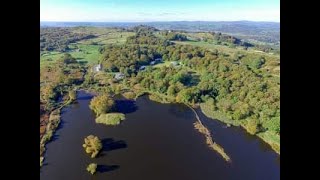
<box><xmin>40</xmin><ymin>20</ymin><xmax>280</xmax><ymax>23</ymax></box>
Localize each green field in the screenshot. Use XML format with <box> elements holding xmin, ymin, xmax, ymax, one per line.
<box><xmin>40</xmin><ymin>44</ymin><xmax>101</xmax><ymax>67</ymax></box>
<box><xmin>40</xmin><ymin>27</ymin><xmax>135</xmax><ymax>68</ymax></box>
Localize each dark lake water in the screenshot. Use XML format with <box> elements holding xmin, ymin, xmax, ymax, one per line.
<box><xmin>40</xmin><ymin>91</ymin><xmax>280</xmax><ymax>180</ymax></box>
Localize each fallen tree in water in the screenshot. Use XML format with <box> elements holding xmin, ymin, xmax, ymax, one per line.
<box><xmin>193</xmin><ymin>121</ymin><xmax>231</xmax><ymax>162</ymax></box>
<box><xmin>186</xmin><ymin>104</ymin><xmax>231</xmax><ymax>162</ymax></box>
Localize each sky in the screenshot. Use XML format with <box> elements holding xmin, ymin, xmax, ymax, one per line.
<box><xmin>40</xmin><ymin>0</ymin><xmax>280</xmax><ymax>22</ymax></box>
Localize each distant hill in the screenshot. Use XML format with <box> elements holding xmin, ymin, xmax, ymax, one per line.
<box><xmin>40</xmin><ymin>21</ymin><xmax>279</xmax><ymax>45</ymax></box>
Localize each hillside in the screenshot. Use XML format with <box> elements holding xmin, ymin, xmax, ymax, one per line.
<box><xmin>40</xmin><ymin>21</ymin><xmax>280</xmax><ymax>45</ymax></box>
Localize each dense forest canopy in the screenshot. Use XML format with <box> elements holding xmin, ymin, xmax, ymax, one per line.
<box><xmin>40</xmin><ymin>28</ymin><xmax>96</xmax><ymax>52</ymax></box>
<box><xmin>98</xmin><ymin>28</ymin><xmax>280</xmax><ymax>135</ymax></box>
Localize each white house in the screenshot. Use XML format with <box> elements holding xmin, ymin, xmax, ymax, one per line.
<box><xmin>139</xmin><ymin>66</ymin><xmax>146</xmax><ymax>70</ymax></box>
<box><xmin>155</xmin><ymin>58</ymin><xmax>162</xmax><ymax>62</ymax></box>
<box><xmin>93</xmin><ymin>64</ymin><xmax>102</xmax><ymax>72</ymax></box>
<box><xmin>150</xmin><ymin>61</ymin><xmax>156</xmax><ymax>65</ymax></box>
<box><xmin>170</xmin><ymin>61</ymin><xmax>179</xmax><ymax>66</ymax></box>
<box><xmin>114</xmin><ymin>72</ymin><xmax>125</xmax><ymax>80</ymax></box>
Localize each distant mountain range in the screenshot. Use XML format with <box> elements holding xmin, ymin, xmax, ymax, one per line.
<box><xmin>40</xmin><ymin>21</ymin><xmax>280</xmax><ymax>45</ymax></box>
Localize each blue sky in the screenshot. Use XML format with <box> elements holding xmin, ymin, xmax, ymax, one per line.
<box><xmin>40</xmin><ymin>0</ymin><xmax>280</xmax><ymax>22</ymax></box>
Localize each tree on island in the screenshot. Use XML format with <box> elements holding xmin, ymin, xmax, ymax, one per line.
<box><xmin>86</xmin><ymin>163</ymin><xmax>97</xmax><ymax>175</ymax></box>
<box><xmin>83</xmin><ymin>135</ymin><xmax>102</xmax><ymax>158</ymax></box>
<box><xmin>89</xmin><ymin>94</ymin><xmax>115</xmax><ymax>116</ymax></box>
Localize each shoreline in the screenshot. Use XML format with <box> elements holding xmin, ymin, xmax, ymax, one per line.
<box><xmin>200</xmin><ymin>104</ymin><xmax>280</xmax><ymax>154</ymax></box>
<box><xmin>40</xmin><ymin>89</ymin><xmax>279</xmax><ymax>168</ymax></box>
<box><xmin>40</xmin><ymin>91</ymin><xmax>76</xmax><ymax>167</ymax></box>
<box><xmin>139</xmin><ymin>91</ymin><xmax>280</xmax><ymax>155</ymax></box>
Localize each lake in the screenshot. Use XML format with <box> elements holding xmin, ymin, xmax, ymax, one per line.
<box><xmin>40</xmin><ymin>91</ymin><xmax>280</xmax><ymax>180</ymax></box>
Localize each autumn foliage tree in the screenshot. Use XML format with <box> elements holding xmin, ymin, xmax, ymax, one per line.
<box><xmin>86</xmin><ymin>163</ymin><xmax>97</xmax><ymax>175</ymax></box>
<box><xmin>89</xmin><ymin>94</ymin><xmax>115</xmax><ymax>116</ymax></box>
<box><xmin>82</xmin><ymin>135</ymin><xmax>102</xmax><ymax>158</ymax></box>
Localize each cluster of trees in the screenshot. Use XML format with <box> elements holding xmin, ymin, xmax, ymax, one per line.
<box><xmin>40</xmin><ymin>53</ymin><xmax>85</xmax><ymax>111</ymax></box>
<box><xmin>100</xmin><ymin>44</ymin><xmax>161</xmax><ymax>73</ymax></box>
<box><xmin>126</xmin><ymin>33</ymin><xmax>171</xmax><ymax>45</ymax></box>
<box><xmin>83</xmin><ymin>135</ymin><xmax>102</xmax><ymax>158</ymax></box>
<box><xmin>210</xmin><ymin>32</ymin><xmax>242</xmax><ymax>45</ymax></box>
<box><xmin>89</xmin><ymin>94</ymin><xmax>115</xmax><ymax>116</ymax></box>
<box><xmin>131</xmin><ymin>63</ymin><xmax>279</xmax><ymax>135</ymax></box>
<box><xmin>190</xmin><ymin>32</ymin><xmax>251</xmax><ymax>47</ymax></box>
<box><xmin>112</xmin><ymin>27</ymin><xmax>279</xmax><ymax>135</ymax></box>
<box><xmin>129</xmin><ymin>25</ymin><xmax>159</xmax><ymax>33</ymax></box>
<box><xmin>100</xmin><ymin>37</ymin><xmax>218</xmax><ymax>74</ymax></box>
<box><xmin>254</xmin><ymin>44</ymin><xmax>279</xmax><ymax>53</ymax></box>
<box><xmin>40</xmin><ymin>27</ymin><xmax>96</xmax><ymax>52</ymax></box>
<box><xmin>160</xmin><ymin>31</ymin><xmax>188</xmax><ymax>41</ymax></box>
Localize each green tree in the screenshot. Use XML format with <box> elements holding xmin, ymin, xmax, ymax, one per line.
<box><xmin>86</xmin><ymin>163</ymin><xmax>97</xmax><ymax>175</ymax></box>
<box><xmin>167</xmin><ymin>85</ymin><xmax>176</xmax><ymax>96</ymax></box>
<box><xmin>251</xmin><ymin>57</ymin><xmax>266</xmax><ymax>69</ymax></box>
<box><xmin>83</xmin><ymin>135</ymin><xmax>102</xmax><ymax>158</ymax></box>
<box><xmin>89</xmin><ymin>94</ymin><xmax>115</xmax><ymax>116</ymax></box>
<box><xmin>246</xmin><ymin>118</ymin><xmax>260</xmax><ymax>135</ymax></box>
<box><xmin>69</xmin><ymin>90</ymin><xmax>76</xmax><ymax>101</ymax></box>
<box><xmin>40</xmin><ymin>85</ymin><xmax>57</xmax><ymax>103</ymax></box>
<box><xmin>264</xmin><ymin>116</ymin><xmax>280</xmax><ymax>134</ymax></box>
<box><xmin>58</xmin><ymin>53</ymin><xmax>77</xmax><ymax>65</ymax></box>
<box><xmin>176</xmin><ymin>88</ymin><xmax>193</xmax><ymax>103</ymax></box>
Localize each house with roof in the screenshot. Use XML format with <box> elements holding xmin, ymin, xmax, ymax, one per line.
<box><xmin>155</xmin><ymin>58</ymin><xmax>162</xmax><ymax>62</ymax></box>
<box><xmin>150</xmin><ymin>61</ymin><xmax>156</xmax><ymax>65</ymax></box>
<box><xmin>114</xmin><ymin>72</ymin><xmax>125</xmax><ymax>80</ymax></box>
<box><xmin>170</xmin><ymin>61</ymin><xmax>179</xmax><ymax>66</ymax></box>
<box><xmin>93</xmin><ymin>64</ymin><xmax>102</xmax><ymax>72</ymax></box>
<box><xmin>139</xmin><ymin>65</ymin><xmax>146</xmax><ymax>71</ymax></box>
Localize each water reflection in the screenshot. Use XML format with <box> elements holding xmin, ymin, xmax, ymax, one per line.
<box><xmin>114</xmin><ymin>99</ymin><xmax>138</xmax><ymax>114</ymax></box>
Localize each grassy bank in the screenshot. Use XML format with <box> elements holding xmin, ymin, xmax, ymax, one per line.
<box><xmin>200</xmin><ymin>102</ymin><xmax>280</xmax><ymax>154</ymax></box>
<box><xmin>148</xmin><ymin>93</ymin><xmax>174</xmax><ymax>104</ymax></box>
<box><xmin>40</xmin><ymin>109</ymin><xmax>61</xmax><ymax>167</ymax></box>
<box><xmin>95</xmin><ymin>113</ymin><xmax>126</xmax><ymax>125</ymax></box>
<box><xmin>257</xmin><ymin>131</ymin><xmax>280</xmax><ymax>154</ymax></box>
<box><xmin>200</xmin><ymin>103</ymin><xmax>241</xmax><ymax>126</ymax></box>
<box><xmin>130</xmin><ymin>88</ymin><xmax>176</xmax><ymax>104</ymax></box>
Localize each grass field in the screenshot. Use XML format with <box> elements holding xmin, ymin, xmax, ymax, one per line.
<box><xmin>40</xmin><ymin>44</ymin><xmax>101</xmax><ymax>68</ymax></box>
<box><xmin>40</xmin><ymin>28</ymin><xmax>135</xmax><ymax>68</ymax></box>
<box><xmin>153</xmin><ymin>61</ymin><xmax>172</xmax><ymax>68</ymax></box>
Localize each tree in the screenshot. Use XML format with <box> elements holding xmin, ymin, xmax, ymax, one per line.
<box><xmin>69</xmin><ymin>90</ymin><xmax>76</xmax><ymax>101</ymax></box>
<box><xmin>251</xmin><ymin>57</ymin><xmax>266</xmax><ymax>69</ymax></box>
<box><xmin>167</xmin><ymin>85</ymin><xmax>176</xmax><ymax>96</ymax></box>
<box><xmin>83</xmin><ymin>135</ymin><xmax>102</xmax><ymax>158</ymax></box>
<box><xmin>264</xmin><ymin>116</ymin><xmax>280</xmax><ymax>134</ymax></box>
<box><xmin>246</xmin><ymin>118</ymin><xmax>260</xmax><ymax>135</ymax></box>
<box><xmin>40</xmin><ymin>84</ymin><xmax>57</xmax><ymax>103</ymax></box>
<box><xmin>57</xmin><ymin>53</ymin><xmax>77</xmax><ymax>65</ymax></box>
<box><xmin>176</xmin><ymin>88</ymin><xmax>193</xmax><ymax>103</ymax></box>
<box><xmin>89</xmin><ymin>94</ymin><xmax>115</xmax><ymax>116</ymax></box>
<box><xmin>86</xmin><ymin>163</ymin><xmax>97</xmax><ymax>175</ymax></box>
